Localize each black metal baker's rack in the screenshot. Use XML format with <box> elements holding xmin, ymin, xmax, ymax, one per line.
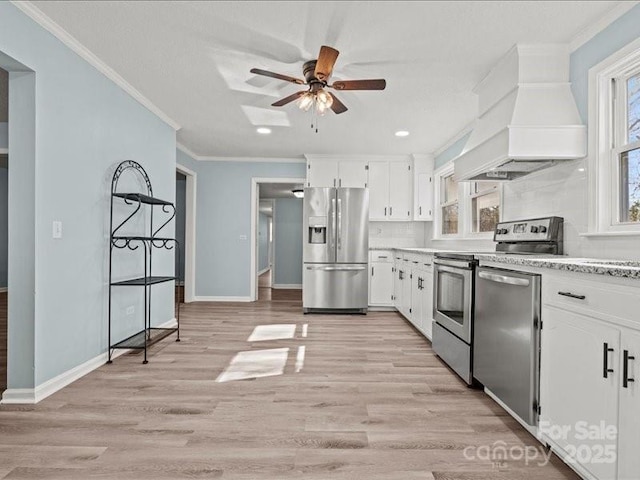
<box><xmin>108</xmin><ymin>160</ymin><xmax>181</xmax><ymax>364</ymax></box>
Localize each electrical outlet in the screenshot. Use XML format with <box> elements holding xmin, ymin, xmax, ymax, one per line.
<box><xmin>126</xmin><ymin>306</ymin><xmax>135</xmax><ymax>316</ymax></box>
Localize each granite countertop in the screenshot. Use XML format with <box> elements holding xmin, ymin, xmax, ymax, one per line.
<box><xmin>476</xmin><ymin>254</ymin><xmax>640</xmax><ymax>280</ymax></box>
<box><xmin>370</xmin><ymin>247</ymin><xmax>640</xmax><ymax>280</ymax></box>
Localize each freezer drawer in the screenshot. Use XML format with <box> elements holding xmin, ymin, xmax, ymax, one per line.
<box><xmin>303</xmin><ymin>263</ymin><xmax>368</xmax><ymax>312</ymax></box>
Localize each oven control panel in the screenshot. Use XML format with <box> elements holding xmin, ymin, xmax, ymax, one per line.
<box><xmin>494</xmin><ymin>216</ymin><xmax>563</xmax><ymax>242</ymax></box>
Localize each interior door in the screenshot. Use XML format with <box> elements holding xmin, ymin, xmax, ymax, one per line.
<box><xmin>336</xmin><ymin>188</ymin><xmax>368</xmax><ymax>264</ymax></box>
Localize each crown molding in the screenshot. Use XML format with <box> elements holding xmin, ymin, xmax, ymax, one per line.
<box><xmin>11</xmin><ymin>1</ymin><xmax>181</xmax><ymax>131</ymax></box>
<box><xmin>197</xmin><ymin>156</ymin><xmax>306</xmax><ymax>163</ymax></box>
<box><xmin>569</xmin><ymin>1</ymin><xmax>639</xmax><ymax>52</ymax></box>
<box><xmin>177</xmin><ymin>143</ymin><xmax>304</xmax><ymax>163</ymax></box>
<box><xmin>432</xmin><ymin>121</ymin><xmax>475</xmax><ymax>158</ymax></box>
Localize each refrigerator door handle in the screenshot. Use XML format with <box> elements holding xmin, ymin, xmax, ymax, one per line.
<box><xmin>306</xmin><ymin>266</ymin><xmax>366</xmax><ymax>271</ymax></box>
<box><xmin>330</xmin><ymin>197</ymin><xmax>336</xmax><ymax>251</ymax></box>
<box><xmin>337</xmin><ymin>198</ymin><xmax>342</xmax><ymax>251</ymax></box>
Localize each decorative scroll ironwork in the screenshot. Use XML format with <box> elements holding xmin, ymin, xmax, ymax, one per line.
<box><xmin>111</xmin><ymin>160</ymin><xmax>153</xmax><ymax>196</ymax></box>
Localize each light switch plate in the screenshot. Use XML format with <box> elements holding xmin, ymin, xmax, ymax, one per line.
<box><xmin>52</xmin><ymin>221</ymin><xmax>63</xmax><ymax>239</ymax></box>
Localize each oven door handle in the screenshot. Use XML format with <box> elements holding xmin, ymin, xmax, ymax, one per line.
<box><xmin>478</xmin><ymin>271</ymin><xmax>530</xmax><ymax>287</ymax></box>
<box><xmin>434</xmin><ymin>259</ymin><xmax>474</xmax><ymax>269</ymax></box>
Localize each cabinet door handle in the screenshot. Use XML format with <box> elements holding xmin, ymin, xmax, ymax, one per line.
<box><xmin>603</xmin><ymin>343</ymin><xmax>614</xmax><ymax>378</ymax></box>
<box><xmin>339</xmin><ymin>178</ymin><xmax>342</xmax><ymax>187</ymax></box>
<box><xmin>384</xmin><ymin>207</ymin><xmax>387</xmax><ymax>216</ymax></box>
<box><xmin>371</xmin><ymin>266</ymin><xmax>374</xmax><ymax>277</ymax></box>
<box><xmin>378</xmin><ymin>255</ymin><xmax>388</xmax><ymax>259</ymax></box>
<box><xmin>333</xmin><ymin>178</ymin><xmax>336</xmax><ymax>187</ymax></box>
<box><xmin>623</xmin><ymin>350</ymin><xmax>636</xmax><ymax>388</ymax></box>
<box><xmin>558</xmin><ymin>291</ymin><xmax>586</xmax><ymax>300</ymax></box>
<box><xmin>389</xmin><ymin>206</ymin><xmax>393</xmax><ymax>216</ymax></box>
<box><xmin>419</xmin><ymin>206</ymin><xmax>422</xmax><ymax>216</ymax></box>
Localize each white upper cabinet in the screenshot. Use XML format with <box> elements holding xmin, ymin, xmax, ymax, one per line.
<box><xmin>307</xmin><ymin>158</ymin><xmax>339</xmax><ymax>187</ymax></box>
<box><xmin>368</xmin><ymin>161</ymin><xmax>390</xmax><ymax>220</ymax></box>
<box><xmin>413</xmin><ymin>154</ymin><xmax>434</xmax><ymax>221</ymax></box>
<box><xmin>388</xmin><ymin>161</ymin><xmax>412</xmax><ymax>220</ymax></box>
<box><xmin>305</xmin><ymin>155</ymin><xmax>418</xmax><ymax>221</ymax></box>
<box><xmin>338</xmin><ymin>161</ymin><xmax>367</xmax><ymax>188</ymax></box>
<box><xmin>306</xmin><ymin>156</ymin><xmax>366</xmax><ymax>188</ymax></box>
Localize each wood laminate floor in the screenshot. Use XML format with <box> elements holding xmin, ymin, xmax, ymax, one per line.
<box><xmin>0</xmin><ymin>295</ymin><xmax>578</xmax><ymax>479</ymax></box>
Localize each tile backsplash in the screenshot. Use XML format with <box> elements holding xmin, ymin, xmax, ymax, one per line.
<box><xmin>369</xmin><ymin>221</ymin><xmax>426</xmax><ymax>248</ymax></box>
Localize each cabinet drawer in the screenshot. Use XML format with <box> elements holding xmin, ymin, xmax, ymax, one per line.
<box><xmin>542</xmin><ymin>273</ymin><xmax>640</xmax><ymax>325</ymax></box>
<box><xmin>370</xmin><ymin>250</ymin><xmax>393</xmax><ymax>263</ymax></box>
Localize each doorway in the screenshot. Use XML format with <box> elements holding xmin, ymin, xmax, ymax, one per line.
<box><xmin>176</xmin><ymin>164</ymin><xmax>196</xmax><ymax>303</ymax></box>
<box><xmin>0</xmin><ymin>67</ymin><xmax>7</xmax><ymax>394</ymax></box>
<box><xmin>250</xmin><ymin>178</ymin><xmax>305</xmax><ymax>302</ymax></box>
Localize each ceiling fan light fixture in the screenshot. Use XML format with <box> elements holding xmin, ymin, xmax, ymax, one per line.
<box><xmin>256</xmin><ymin>127</ymin><xmax>272</xmax><ymax>135</ymax></box>
<box><xmin>395</xmin><ymin>130</ymin><xmax>410</xmax><ymax>137</ymax></box>
<box><xmin>297</xmin><ymin>93</ymin><xmax>314</xmax><ymax>111</ymax></box>
<box><xmin>292</xmin><ymin>189</ymin><xmax>304</xmax><ymax>198</ymax></box>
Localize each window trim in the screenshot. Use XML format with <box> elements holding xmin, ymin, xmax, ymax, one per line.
<box><xmin>433</xmin><ymin>164</ymin><xmax>502</xmax><ymax>240</ymax></box>
<box><xmin>588</xmin><ymin>35</ymin><xmax>640</xmax><ymax>235</ymax></box>
<box><xmin>468</xmin><ymin>181</ymin><xmax>502</xmax><ymax>237</ymax></box>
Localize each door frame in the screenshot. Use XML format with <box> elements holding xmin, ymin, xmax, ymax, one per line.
<box><xmin>176</xmin><ymin>164</ymin><xmax>196</xmax><ymax>303</ymax></box>
<box><xmin>250</xmin><ymin>177</ymin><xmax>305</xmax><ymax>301</ymax></box>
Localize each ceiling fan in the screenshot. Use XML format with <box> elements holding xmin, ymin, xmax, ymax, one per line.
<box><xmin>250</xmin><ymin>45</ymin><xmax>386</xmax><ymax>115</ymax></box>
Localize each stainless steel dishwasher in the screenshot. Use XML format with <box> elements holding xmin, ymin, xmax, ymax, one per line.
<box><xmin>473</xmin><ymin>266</ymin><xmax>541</xmax><ymax>426</ymax></box>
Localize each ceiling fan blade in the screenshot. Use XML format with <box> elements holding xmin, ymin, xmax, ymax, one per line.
<box><xmin>250</xmin><ymin>68</ymin><xmax>305</xmax><ymax>85</ymax></box>
<box><xmin>314</xmin><ymin>46</ymin><xmax>340</xmax><ymax>81</ymax></box>
<box><xmin>272</xmin><ymin>90</ymin><xmax>307</xmax><ymax>107</ymax></box>
<box><xmin>330</xmin><ymin>79</ymin><xmax>386</xmax><ymax>91</ymax></box>
<box><xmin>328</xmin><ymin>92</ymin><xmax>348</xmax><ymax>114</ymax></box>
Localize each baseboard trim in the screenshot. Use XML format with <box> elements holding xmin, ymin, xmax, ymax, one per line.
<box><xmin>272</xmin><ymin>284</ymin><xmax>302</xmax><ymax>290</ymax></box>
<box><xmin>368</xmin><ymin>306</ymin><xmax>396</xmax><ymax>311</ymax></box>
<box><xmin>1</xmin><ymin>318</ymin><xmax>177</xmax><ymax>405</ymax></box>
<box><xmin>257</xmin><ymin>267</ymin><xmax>270</xmax><ymax>276</ymax></box>
<box><xmin>193</xmin><ymin>296</ymin><xmax>253</xmax><ymax>302</ymax></box>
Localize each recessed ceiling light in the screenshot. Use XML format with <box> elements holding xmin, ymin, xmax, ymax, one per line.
<box><xmin>256</xmin><ymin>127</ymin><xmax>271</xmax><ymax>135</ymax></box>
<box><xmin>395</xmin><ymin>130</ymin><xmax>410</xmax><ymax>137</ymax></box>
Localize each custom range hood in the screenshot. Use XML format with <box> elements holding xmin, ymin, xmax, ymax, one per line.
<box><xmin>454</xmin><ymin>45</ymin><xmax>586</xmax><ymax>181</ymax></box>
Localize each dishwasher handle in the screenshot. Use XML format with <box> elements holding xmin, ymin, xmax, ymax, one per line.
<box><xmin>478</xmin><ymin>270</ymin><xmax>530</xmax><ymax>287</ymax></box>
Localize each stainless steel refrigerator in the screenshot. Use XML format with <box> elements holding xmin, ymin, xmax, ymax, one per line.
<box><xmin>303</xmin><ymin>187</ymin><xmax>369</xmax><ymax>313</ymax></box>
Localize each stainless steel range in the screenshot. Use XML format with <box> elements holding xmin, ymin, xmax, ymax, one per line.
<box><xmin>432</xmin><ymin>216</ymin><xmax>564</xmax><ymax>389</ymax></box>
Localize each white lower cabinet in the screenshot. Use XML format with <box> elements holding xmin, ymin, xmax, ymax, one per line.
<box><xmin>369</xmin><ymin>250</ymin><xmax>394</xmax><ymax>307</ymax></box>
<box><xmin>617</xmin><ymin>328</ymin><xmax>640</xmax><ymax>480</ymax></box>
<box><xmin>392</xmin><ymin>253</ymin><xmax>403</xmax><ymax>311</ymax></box>
<box><xmin>540</xmin><ymin>305</ymin><xmax>619</xmax><ymax>480</ymax></box>
<box><xmin>539</xmin><ymin>273</ymin><xmax>640</xmax><ymax>480</ymax></box>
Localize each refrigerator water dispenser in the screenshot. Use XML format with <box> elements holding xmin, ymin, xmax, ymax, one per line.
<box><xmin>308</xmin><ymin>216</ymin><xmax>327</xmax><ymax>244</ymax></box>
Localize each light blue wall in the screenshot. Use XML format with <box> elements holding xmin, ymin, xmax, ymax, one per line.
<box><xmin>434</xmin><ymin>132</ymin><xmax>471</xmax><ymax>169</ymax></box>
<box><xmin>0</xmin><ymin>165</ymin><xmax>6</xmax><ymax>288</ymax></box>
<box><xmin>570</xmin><ymin>3</ymin><xmax>640</xmax><ymax>122</ymax></box>
<box><xmin>175</xmin><ymin>173</ymin><xmax>186</xmax><ymax>281</ymax></box>
<box><xmin>274</xmin><ymin>198</ymin><xmax>303</xmax><ymax>286</ymax></box>
<box><xmin>258</xmin><ymin>212</ymin><xmax>269</xmax><ymax>272</ymax></box>
<box><xmin>176</xmin><ymin>149</ymin><xmax>305</xmax><ymax>297</ymax></box>
<box><xmin>0</xmin><ymin>2</ymin><xmax>177</xmax><ymax>388</ymax></box>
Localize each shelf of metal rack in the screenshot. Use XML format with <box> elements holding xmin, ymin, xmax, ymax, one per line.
<box><xmin>108</xmin><ymin>160</ymin><xmax>181</xmax><ymax>364</ymax></box>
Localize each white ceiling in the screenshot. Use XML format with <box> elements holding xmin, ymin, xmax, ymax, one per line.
<box><xmin>31</xmin><ymin>1</ymin><xmax>625</xmax><ymax>158</ymax></box>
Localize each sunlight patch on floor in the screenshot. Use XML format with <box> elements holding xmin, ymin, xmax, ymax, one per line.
<box><xmin>247</xmin><ymin>324</ymin><xmax>296</xmax><ymax>342</ymax></box>
<box><xmin>295</xmin><ymin>346</ymin><xmax>306</xmax><ymax>373</ymax></box>
<box><xmin>216</xmin><ymin>348</ymin><xmax>289</xmax><ymax>383</ymax></box>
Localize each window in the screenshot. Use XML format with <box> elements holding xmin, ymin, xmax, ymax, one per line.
<box><xmin>470</xmin><ymin>182</ymin><xmax>500</xmax><ymax>233</ymax></box>
<box><xmin>589</xmin><ymin>37</ymin><xmax>640</xmax><ymax>234</ymax></box>
<box><xmin>440</xmin><ymin>173</ymin><xmax>459</xmax><ymax>235</ymax></box>
<box><xmin>617</xmin><ymin>72</ymin><xmax>640</xmax><ymax>223</ymax></box>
